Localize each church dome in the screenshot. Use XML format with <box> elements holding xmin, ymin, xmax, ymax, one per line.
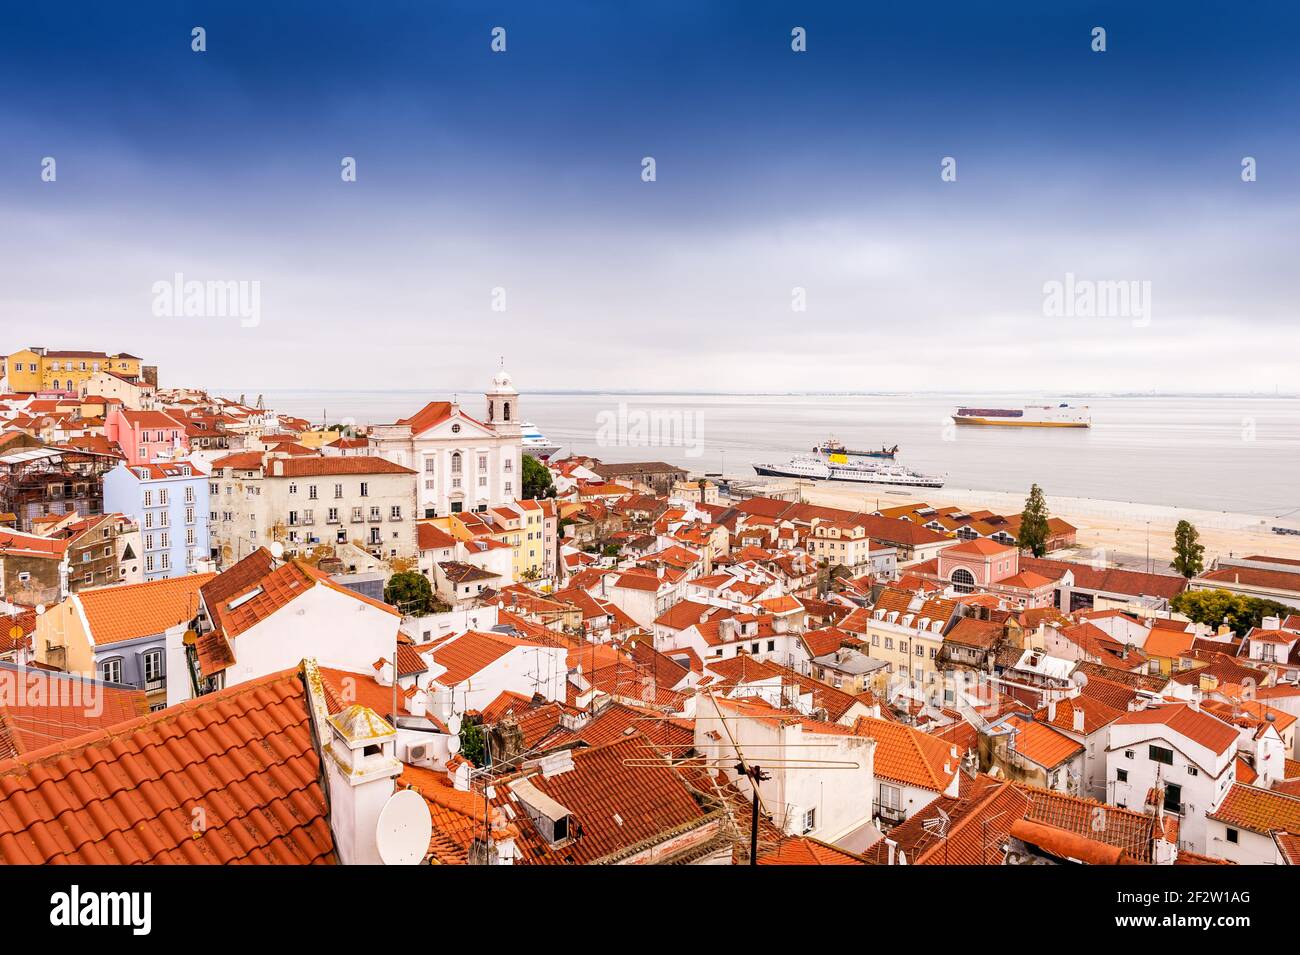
<box><xmin>490</xmin><ymin>368</ymin><xmax>517</xmax><ymax>392</ymax></box>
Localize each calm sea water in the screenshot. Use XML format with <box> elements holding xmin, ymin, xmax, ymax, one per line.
<box><xmin>235</xmin><ymin>390</ymin><xmax>1300</xmax><ymax>517</ymax></box>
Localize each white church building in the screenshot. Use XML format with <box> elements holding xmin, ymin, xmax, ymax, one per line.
<box><xmin>369</xmin><ymin>370</ymin><xmax>524</xmax><ymax>518</ymax></box>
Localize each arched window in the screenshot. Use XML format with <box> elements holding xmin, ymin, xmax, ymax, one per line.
<box><xmin>503</xmin><ymin>401</ymin><xmax>511</xmax><ymax>421</ymax></box>
<box><xmin>951</xmin><ymin>568</ymin><xmax>976</xmax><ymax>594</ymax></box>
<box><xmin>451</xmin><ymin>452</ymin><xmax>462</xmax><ymax>474</ymax></box>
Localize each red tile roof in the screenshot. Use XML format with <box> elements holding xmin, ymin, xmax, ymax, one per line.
<box><xmin>271</xmin><ymin>455</ymin><xmax>415</xmax><ymax>476</ymax></box>
<box><xmin>1209</xmin><ymin>783</ymin><xmax>1300</xmax><ymax>835</ymax></box>
<box><xmin>1112</xmin><ymin>703</ymin><xmax>1239</xmax><ymax>756</ymax></box>
<box><xmin>491</xmin><ymin>735</ymin><xmax>719</xmax><ymax>865</ymax></box>
<box><xmin>76</xmin><ymin>572</ymin><xmax>216</xmax><ymax>646</ymax></box>
<box><xmin>853</xmin><ymin>716</ymin><xmax>959</xmax><ymax>791</ymax></box>
<box><xmin>397</xmin><ymin>401</ymin><xmax>454</xmax><ymax>435</ymax></box>
<box><xmin>758</xmin><ymin>836</ymin><xmax>867</xmax><ymax>865</ymax></box>
<box><xmin>1000</xmin><ymin>714</ymin><xmax>1084</xmax><ymax>769</ymax></box>
<box><xmin>422</xmin><ymin>630</ymin><xmax>549</xmax><ymax>687</ymax></box>
<box><xmin>0</xmin><ymin>668</ymin><xmax>334</xmax><ymax>864</ymax></box>
<box><xmin>1017</xmin><ymin>785</ymin><xmax>1158</xmax><ymax>862</ymax></box>
<box><xmin>0</xmin><ymin>665</ymin><xmax>148</xmax><ymax>760</ymax></box>
<box><xmin>861</xmin><ymin>775</ymin><xmax>1031</xmax><ymax>865</ymax></box>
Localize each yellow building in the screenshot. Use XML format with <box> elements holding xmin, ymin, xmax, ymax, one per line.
<box><xmin>3</xmin><ymin>347</ymin><xmax>145</xmax><ymax>394</ymax></box>
<box><xmin>431</xmin><ymin>498</ymin><xmax>556</xmax><ymax>583</ymax></box>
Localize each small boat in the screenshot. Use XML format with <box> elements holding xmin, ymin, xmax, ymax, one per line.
<box><xmin>816</xmin><ymin>437</ymin><xmax>899</xmax><ymax>460</ymax></box>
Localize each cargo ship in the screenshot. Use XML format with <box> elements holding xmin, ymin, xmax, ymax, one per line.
<box><xmin>952</xmin><ymin>403</ymin><xmax>1091</xmax><ymax>428</ymax></box>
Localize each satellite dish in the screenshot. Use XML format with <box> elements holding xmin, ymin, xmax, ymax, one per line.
<box><xmin>182</xmin><ymin>628</ymin><xmax>198</xmax><ymax>646</ymax></box>
<box><xmin>35</xmin><ymin>604</ymin><xmax>46</xmax><ymax>616</ymax></box>
<box><xmin>446</xmin><ymin>733</ymin><xmax>461</xmax><ymax>756</ymax></box>
<box><xmin>375</xmin><ymin>789</ymin><xmax>432</xmax><ymax>866</ymax></box>
<box><xmin>1072</xmin><ymin>671</ymin><xmax>1089</xmax><ymax>688</ymax></box>
<box><xmin>448</xmin><ymin>714</ymin><xmax>463</xmax><ymax>735</ymax></box>
<box><xmin>269</xmin><ymin>541</ymin><xmax>285</xmax><ymax>560</ymax></box>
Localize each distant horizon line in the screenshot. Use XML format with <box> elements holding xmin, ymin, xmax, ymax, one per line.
<box><xmin>206</xmin><ymin>387</ymin><xmax>1300</xmax><ymax>400</ymax></box>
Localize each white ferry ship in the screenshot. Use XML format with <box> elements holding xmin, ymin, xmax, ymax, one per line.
<box><xmin>952</xmin><ymin>403</ymin><xmax>1091</xmax><ymax>428</ymax></box>
<box><xmin>520</xmin><ymin>421</ymin><xmax>559</xmax><ymax>459</ymax></box>
<box><xmin>754</xmin><ymin>454</ymin><xmax>944</xmax><ymax>488</ymax></box>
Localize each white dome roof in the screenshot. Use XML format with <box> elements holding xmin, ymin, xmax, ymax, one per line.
<box><xmin>491</xmin><ymin>369</ymin><xmax>517</xmax><ymax>392</ymax></box>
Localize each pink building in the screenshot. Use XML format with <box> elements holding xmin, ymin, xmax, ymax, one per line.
<box><xmin>937</xmin><ymin>538</ymin><xmax>1056</xmax><ymax>609</ymax></box>
<box><xmin>105</xmin><ymin>408</ymin><xmax>190</xmax><ymax>466</ymax></box>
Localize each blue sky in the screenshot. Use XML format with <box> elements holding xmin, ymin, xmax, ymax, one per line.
<box><xmin>1</xmin><ymin>2</ymin><xmax>1297</xmax><ymax>393</ymax></box>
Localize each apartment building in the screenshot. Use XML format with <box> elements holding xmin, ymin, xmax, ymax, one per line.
<box><xmin>207</xmin><ymin>452</ymin><xmax>417</xmax><ymax>565</ymax></box>
<box><xmin>103</xmin><ymin>461</ymin><xmax>210</xmax><ymax>580</ymax></box>
<box><xmin>864</xmin><ymin>587</ymin><xmax>960</xmax><ymax>696</ymax></box>
<box><xmin>104</xmin><ymin>407</ymin><xmax>190</xmax><ymax>466</ymax></box>
<box><xmin>2</xmin><ymin>347</ymin><xmax>146</xmax><ymax>394</ymax></box>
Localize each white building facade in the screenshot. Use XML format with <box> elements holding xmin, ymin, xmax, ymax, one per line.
<box><xmin>370</xmin><ymin>371</ymin><xmax>524</xmax><ymax>520</ymax></box>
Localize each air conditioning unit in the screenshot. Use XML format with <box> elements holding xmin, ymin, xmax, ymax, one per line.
<box><xmin>407</xmin><ymin>742</ymin><xmax>431</xmax><ymax>764</ymax></box>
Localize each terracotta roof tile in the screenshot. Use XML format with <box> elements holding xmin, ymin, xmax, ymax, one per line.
<box><xmin>853</xmin><ymin>716</ymin><xmax>959</xmax><ymax>791</ymax></box>
<box><xmin>77</xmin><ymin>573</ymin><xmax>215</xmax><ymax>646</ymax></box>
<box><xmin>0</xmin><ymin>668</ymin><xmax>334</xmax><ymax>864</ymax></box>
<box><xmin>0</xmin><ymin>665</ymin><xmax>148</xmax><ymax>760</ymax></box>
<box><xmin>1209</xmin><ymin>783</ymin><xmax>1300</xmax><ymax>835</ymax></box>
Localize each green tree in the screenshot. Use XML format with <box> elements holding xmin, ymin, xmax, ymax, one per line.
<box><xmin>1171</xmin><ymin>589</ymin><xmax>1290</xmax><ymax>637</ymax></box>
<box><xmin>521</xmin><ymin>454</ymin><xmax>555</xmax><ymax>499</ymax></box>
<box><xmin>384</xmin><ymin>569</ymin><xmax>435</xmax><ymax>615</ymax></box>
<box><xmin>459</xmin><ymin>717</ymin><xmax>486</xmax><ymax>767</ymax></box>
<box><xmin>1018</xmin><ymin>483</ymin><xmax>1051</xmax><ymax>557</ymax></box>
<box><xmin>1170</xmin><ymin>520</ymin><xmax>1205</xmax><ymax>578</ymax></box>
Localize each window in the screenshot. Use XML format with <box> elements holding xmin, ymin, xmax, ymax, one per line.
<box><xmin>143</xmin><ymin>650</ymin><xmax>164</xmax><ymax>683</ymax></box>
<box><xmin>288</xmin><ymin>483</ymin><xmax>298</xmax><ymax>495</ymax></box>
<box><xmin>334</xmin><ymin>483</ymin><xmax>343</xmax><ymax>498</ymax></box>
<box><xmin>1226</xmin><ymin>828</ymin><xmax>1238</xmax><ymax>844</ymax></box>
<box><xmin>1164</xmin><ymin>782</ymin><xmax>1182</xmax><ymax>813</ymax></box>
<box><xmin>802</xmin><ymin>808</ymin><xmax>815</xmax><ymax>833</ymax></box>
<box><xmin>1187</xmin><ymin>766</ymin><xmax>1198</xmax><ymax>776</ymax></box>
<box><xmin>360</xmin><ymin>482</ymin><xmax>369</xmax><ymax>497</ymax></box>
<box><xmin>101</xmin><ymin>659</ymin><xmax>123</xmax><ymax>683</ymax></box>
<box><xmin>1124</xmin><ymin>749</ymin><xmax>1134</xmax><ymax>759</ymax></box>
<box><xmin>1116</xmin><ymin>769</ymin><xmax>1128</xmax><ymax>782</ymax></box>
<box><xmin>950</xmin><ymin>567</ymin><xmax>976</xmax><ymax>593</ymax></box>
<box><xmin>424</xmin><ymin>458</ymin><xmax>436</xmax><ymax>472</ymax></box>
<box><xmin>451</xmin><ymin>452</ymin><xmax>462</xmax><ymax>474</ymax></box>
<box><xmin>1149</xmin><ymin>745</ymin><xmax>1174</xmax><ymax>766</ymax></box>
<box><xmin>390</xmin><ymin>505</ymin><xmax>401</xmax><ymax>520</ymax></box>
<box><xmin>308</xmin><ymin>485</ymin><xmax>317</xmax><ymax>500</ymax></box>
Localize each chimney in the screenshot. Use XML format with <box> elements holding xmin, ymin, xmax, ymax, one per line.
<box><xmin>373</xmin><ymin>656</ymin><xmax>393</xmax><ymax>687</ymax></box>
<box><xmin>1047</xmin><ymin>699</ymin><xmax>1057</xmax><ymax>722</ymax></box>
<box><xmin>1263</xmin><ymin>615</ymin><xmax>1281</xmax><ymax>631</ymax></box>
<box><xmin>404</xmin><ymin>685</ymin><xmax>427</xmax><ymax>718</ymax></box>
<box><xmin>447</xmin><ymin>755</ymin><xmax>472</xmax><ymax>792</ymax></box>
<box><xmin>302</xmin><ymin>660</ymin><xmax>402</xmax><ymax>866</ymax></box>
<box><xmin>1073</xmin><ymin>706</ymin><xmax>1085</xmax><ymax>734</ymax></box>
